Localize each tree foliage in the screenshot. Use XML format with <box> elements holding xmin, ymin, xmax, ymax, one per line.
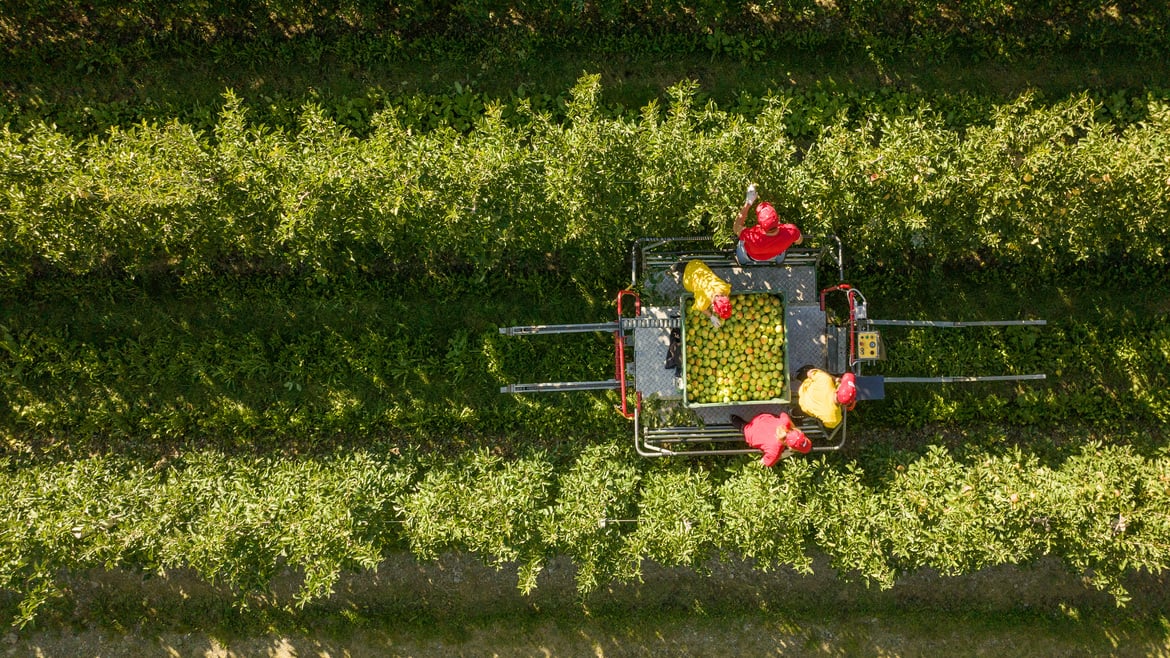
<box><xmin>3</xmin><ymin>78</ymin><xmax>1169</xmax><ymax>291</ymax></box>
<box><xmin>4</xmin><ymin>443</ymin><xmax>1170</xmax><ymax>625</ymax></box>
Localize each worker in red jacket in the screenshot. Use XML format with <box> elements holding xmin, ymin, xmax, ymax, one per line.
<box><xmin>730</xmin><ymin>412</ymin><xmax>812</xmax><ymax>466</ymax></box>
<box><xmin>733</xmin><ymin>183</ymin><xmax>802</xmax><ymax>265</ymax></box>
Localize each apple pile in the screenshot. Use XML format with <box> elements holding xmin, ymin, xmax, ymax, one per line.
<box><xmin>684</xmin><ymin>293</ymin><xmax>786</xmax><ymax>404</ymax></box>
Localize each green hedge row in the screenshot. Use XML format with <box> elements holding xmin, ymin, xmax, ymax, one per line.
<box><xmin>3</xmin><ymin>442</ymin><xmax>1168</xmax><ymax>625</ymax></box>
<box><xmin>4</xmin><ymin>0</ymin><xmax>1169</xmax><ymax>64</ymax></box>
<box><xmin>2</xmin><ymin>76</ymin><xmax>1168</xmax><ymax>287</ymax></box>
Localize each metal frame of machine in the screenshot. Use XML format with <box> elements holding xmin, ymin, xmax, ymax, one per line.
<box><xmin>500</xmin><ymin>236</ymin><xmax>1046</xmax><ymax>458</ymax></box>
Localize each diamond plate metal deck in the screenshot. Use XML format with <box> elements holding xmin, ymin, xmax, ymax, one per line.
<box><xmin>692</xmin><ymin>401</ymin><xmax>789</xmax><ymax>425</ymax></box>
<box><xmin>709</xmin><ymin>263</ymin><xmax>819</xmax><ymax>305</ymax></box>
<box><xmin>786</xmin><ymin>303</ymin><xmax>827</xmax><ymax>374</ymax></box>
<box><xmin>638</xmin><ymin>244</ymin><xmax>823</xmax><ymax>305</ymax></box>
<box><xmin>633</xmin><ymin>306</ymin><xmax>683</xmax><ymax>400</ymax></box>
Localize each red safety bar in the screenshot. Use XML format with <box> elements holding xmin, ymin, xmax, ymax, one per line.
<box><xmin>820</xmin><ymin>283</ymin><xmax>860</xmax><ymax>370</ymax></box>
<box><xmin>614</xmin><ymin>289</ymin><xmax>641</xmax><ymax>419</ymax></box>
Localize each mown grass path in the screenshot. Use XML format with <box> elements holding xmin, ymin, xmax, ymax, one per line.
<box><xmin>6</xmin><ymin>554</ymin><xmax>1169</xmax><ymax>656</ymax></box>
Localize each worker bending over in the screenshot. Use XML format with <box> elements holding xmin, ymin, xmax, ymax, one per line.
<box><xmin>795</xmin><ymin>366</ymin><xmax>858</xmax><ymax>429</ymax></box>
<box><xmin>730</xmin><ymin>412</ymin><xmax>812</xmax><ymax>466</ymax></box>
<box><xmin>682</xmin><ymin>259</ymin><xmax>733</xmax><ymax>327</ymax></box>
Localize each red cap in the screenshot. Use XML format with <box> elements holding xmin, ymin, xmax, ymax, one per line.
<box><xmin>756</xmin><ymin>202</ymin><xmax>779</xmax><ymax>232</ymax></box>
<box><xmin>712</xmin><ymin>295</ymin><xmax>732</xmax><ymax>320</ymax></box>
<box><xmin>785</xmin><ymin>429</ymin><xmax>812</xmax><ymax>453</ymax></box>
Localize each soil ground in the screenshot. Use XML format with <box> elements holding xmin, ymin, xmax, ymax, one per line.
<box><xmin>7</xmin><ymin>553</ymin><xmax>1169</xmax><ymax>657</ymax></box>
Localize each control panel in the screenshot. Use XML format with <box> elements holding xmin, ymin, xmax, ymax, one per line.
<box><xmin>857</xmin><ymin>331</ymin><xmax>885</xmax><ymax>360</ymax></box>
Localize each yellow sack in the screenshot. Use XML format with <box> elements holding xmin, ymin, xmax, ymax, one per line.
<box><xmin>683</xmin><ymin>261</ymin><xmax>731</xmax><ymax>313</ymax></box>
<box><xmin>798</xmin><ymin>369</ymin><xmax>842</xmax><ymax>428</ymax></box>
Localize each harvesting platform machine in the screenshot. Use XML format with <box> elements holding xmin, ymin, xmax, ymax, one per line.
<box><xmin>499</xmin><ymin>237</ymin><xmax>1046</xmax><ymax>458</ymax></box>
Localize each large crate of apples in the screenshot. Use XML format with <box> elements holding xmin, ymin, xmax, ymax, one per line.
<box><xmin>681</xmin><ymin>292</ymin><xmax>789</xmax><ymax>406</ymax></box>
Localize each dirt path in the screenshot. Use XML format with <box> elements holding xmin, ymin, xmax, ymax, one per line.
<box><xmin>7</xmin><ymin>553</ymin><xmax>1169</xmax><ymax>657</ymax></box>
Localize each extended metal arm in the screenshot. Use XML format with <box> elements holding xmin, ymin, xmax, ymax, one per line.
<box><xmin>868</xmin><ymin>319</ymin><xmax>1047</xmax><ymax>327</ymax></box>
<box><xmin>499</xmin><ymin>322</ymin><xmax>618</xmax><ymax>336</ymax></box>
<box><xmin>884</xmin><ymin>374</ymin><xmax>1047</xmax><ymax>383</ymax></box>
<box><xmin>499</xmin><ymin>290</ymin><xmax>642</xmax><ymax>420</ymax></box>
<box><xmin>501</xmin><ymin>380</ymin><xmax>620</xmax><ymax>393</ymax></box>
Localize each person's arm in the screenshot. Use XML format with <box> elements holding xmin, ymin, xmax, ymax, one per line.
<box><xmin>784</xmin><ymin>224</ymin><xmax>803</xmax><ymax>246</ymax></box>
<box><xmin>760</xmin><ymin>446</ymin><xmax>782</xmax><ymax>467</ymax></box>
<box><xmin>733</xmin><ymin>184</ymin><xmax>757</xmax><ymax>235</ymax></box>
<box><xmin>733</xmin><ymin>202</ymin><xmax>751</xmax><ymax>236</ymax></box>
<box><xmin>759</xmin><ymin>434</ymin><xmax>783</xmax><ymax>467</ymax></box>
<box><xmin>702</xmin><ymin>307</ymin><xmax>722</xmax><ymax>328</ymax></box>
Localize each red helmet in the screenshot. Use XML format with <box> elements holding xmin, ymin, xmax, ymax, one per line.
<box><xmin>836</xmin><ymin>372</ymin><xmax>858</xmax><ymax>406</ymax></box>
<box><xmin>712</xmin><ymin>295</ymin><xmax>733</xmax><ymax>320</ymax></box>
<box><xmin>785</xmin><ymin>429</ymin><xmax>812</xmax><ymax>454</ymax></box>
<box><xmin>756</xmin><ymin>202</ymin><xmax>779</xmax><ymax>232</ymax></box>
